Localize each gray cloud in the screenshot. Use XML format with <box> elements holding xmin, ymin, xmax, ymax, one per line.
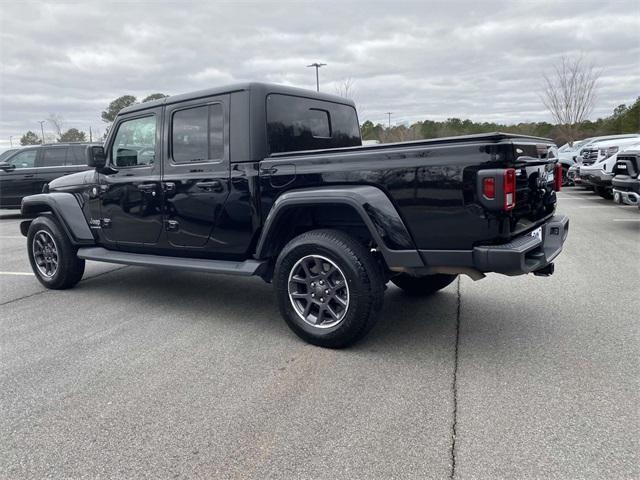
<box><xmin>1</xmin><ymin>0</ymin><xmax>638</xmax><ymax>150</ymax></box>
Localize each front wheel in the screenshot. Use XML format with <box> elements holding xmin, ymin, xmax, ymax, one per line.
<box><xmin>274</xmin><ymin>229</ymin><xmax>384</xmax><ymax>348</ymax></box>
<box><xmin>595</xmin><ymin>186</ymin><xmax>613</xmax><ymax>199</ymax></box>
<box><xmin>27</xmin><ymin>215</ymin><xmax>85</xmax><ymax>289</ymax></box>
<box><xmin>391</xmin><ymin>273</ymin><xmax>457</xmax><ymax>296</ymax></box>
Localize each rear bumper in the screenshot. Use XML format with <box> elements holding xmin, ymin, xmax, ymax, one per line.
<box><xmin>473</xmin><ymin>215</ymin><xmax>569</xmax><ymax>275</ymax></box>
<box><xmin>419</xmin><ymin>215</ymin><xmax>569</xmax><ymax>276</ymax></box>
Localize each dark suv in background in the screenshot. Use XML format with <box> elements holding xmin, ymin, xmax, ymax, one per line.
<box><xmin>0</xmin><ymin>143</ymin><xmax>99</xmax><ymax>209</ymax></box>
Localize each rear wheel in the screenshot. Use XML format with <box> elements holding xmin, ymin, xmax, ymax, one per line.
<box><xmin>391</xmin><ymin>273</ymin><xmax>457</xmax><ymax>296</ymax></box>
<box><xmin>27</xmin><ymin>215</ymin><xmax>85</xmax><ymax>289</ymax></box>
<box><xmin>274</xmin><ymin>229</ymin><xmax>384</xmax><ymax>348</ymax></box>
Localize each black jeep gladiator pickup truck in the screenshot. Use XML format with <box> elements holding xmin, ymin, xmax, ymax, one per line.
<box><xmin>21</xmin><ymin>82</ymin><xmax>568</xmax><ymax>347</ymax></box>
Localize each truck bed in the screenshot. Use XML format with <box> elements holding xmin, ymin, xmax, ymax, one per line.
<box><xmin>260</xmin><ymin>132</ymin><xmax>557</xmax><ymax>251</ymax></box>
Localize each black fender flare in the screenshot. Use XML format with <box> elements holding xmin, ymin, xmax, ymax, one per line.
<box><xmin>255</xmin><ymin>186</ymin><xmax>423</xmax><ymax>268</ymax></box>
<box><xmin>20</xmin><ymin>193</ymin><xmax>95</xmax><ymax>245</ymax></box>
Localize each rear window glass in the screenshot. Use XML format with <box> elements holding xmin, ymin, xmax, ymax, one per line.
<box><xmin>267</xmin><ymin>94</ymin><xmax>361</xmax><ymax>154</ymax></box>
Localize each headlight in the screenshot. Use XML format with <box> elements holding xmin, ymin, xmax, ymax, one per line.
<box><xmin>604</xmin><ymin>146</ymin><xmax>619</xmax><ymax>159</ymax></box>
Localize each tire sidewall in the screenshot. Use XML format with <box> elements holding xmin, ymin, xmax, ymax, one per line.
<box><xmin>27</xmin><ymin>216</ymin><xmax>83</xmax><ymax>289</ymax></box>
<box><xmin>274</xmin><ymin>233</ymin><xmax>381</xmax><ymax>346</ymax></box>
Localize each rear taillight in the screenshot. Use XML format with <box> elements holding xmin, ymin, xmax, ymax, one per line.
<box><xmin>554</xmin><ymin>163</ymin><xmax>562</xmax><ymax>192</ymax></box>
<box><xmin>503</xmin><ymin>168</ymin><xmax>516</xmax><ymax>211</ymax></box>
<box><xmin>482</xmin><ymin>177</ymin><xmax>495</xmax><ymax>199</ymax></box>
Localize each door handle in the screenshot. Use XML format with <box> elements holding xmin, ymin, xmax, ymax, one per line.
<box><xmin>23</xmin><ymin>174</ymin><xmax>35</xmax><ymax>178</ymax></box>
<box><xmin>195</xmin><ymin>180</ymin><xmax>222</xmax><ymax>191</ymax></box>
<box><xmin>260</xmin><ymin>166</ymin><xmax>278</xmax><ymax>175</ymax></box>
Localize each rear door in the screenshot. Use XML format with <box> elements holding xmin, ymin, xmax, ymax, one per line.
<box><xmin>37</xmin><ymin>145</ymin><xmax>70</xmax><ymax>192</ymax></box>
<box><xmin>162</xmin><ymin>95</ymin><xmax>231</xmax><ymax>248</ymax></box>
<box><xmin>0</xmin><ymin>148</ymin><xmax>38</xmax><ymax>207</ymax></box>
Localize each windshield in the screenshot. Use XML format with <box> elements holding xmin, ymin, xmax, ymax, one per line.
<box><xmin>0</xmin><ymin>149</ymin><xmax>17</xmax><ymax>161</ymax></box>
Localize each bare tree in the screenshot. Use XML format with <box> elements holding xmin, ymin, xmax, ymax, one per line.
<box><xmin>47</xmin><ymin>113</ymin><xmax>65</xmax><ymax>141</ymax></box>
<box><xmin>335</xmin><ymin>77</ymin><xmax>356</xmax><ymax>100</ymax></box>
<box><xmin>541</xmin><ymin>55</ymin><xmax>601</xmax><ymax>142</ymax></box>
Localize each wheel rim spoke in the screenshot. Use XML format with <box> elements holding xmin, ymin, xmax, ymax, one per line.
<box><xmin>325</xmin><ymin>304</ymin><xmax>339</xmax><ymax>321</ymax></box>
<box><xmin>32</xmin><ymin>230</ymin><xmax>58</xmax><ymax>278</ymax></box>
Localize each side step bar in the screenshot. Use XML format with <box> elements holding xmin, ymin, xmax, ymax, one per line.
<box><xmin>77</xmin><ymin>247</ymin><xmax>266</xmax><ymax>277</ymax></box>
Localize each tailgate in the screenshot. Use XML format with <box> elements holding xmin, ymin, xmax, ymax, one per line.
<box><xmin>510</xmin><ymin>143</ymin><xmax>558</xmax><ymax>236</ymax></box>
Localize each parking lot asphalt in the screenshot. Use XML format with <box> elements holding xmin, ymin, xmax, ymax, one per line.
<box><xmin>0</xmin><ymin>188</ymin><xmax>638</xmax><ymax>479</ymax></box>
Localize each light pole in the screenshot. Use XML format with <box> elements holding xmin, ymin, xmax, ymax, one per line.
<box><xmin>9</xmin><ymin>136</ymin><xmax>13</xmax><ymax>147</ymax></box>
<box><xmin>307</xmin><ymin>62</ymin><xmax>326</xmax><ymax>92</ymax></box>
<box><xmin>38</xmin><ymin>120</ymin><xmax>46</xmax><ymax>144</ymax></box>
<box><xmin>385</xmin><ymin>112</ymin><xmax>392</xmax><ymax>128</ymax></box>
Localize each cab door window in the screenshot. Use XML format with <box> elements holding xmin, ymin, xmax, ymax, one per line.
<box><xmin>8</xmin><ymin>150</ymin><xmax>37</xmax><ymax>168</ymax></box>
<box><xmin>111</xmin><ymin>116</ymin><xmax>156</xmax><ymax>168</ymax></box>
<box><xmin>171</xmin><ymin>104</ymin><xmax>223</xmax><ymax>163</ymax></box>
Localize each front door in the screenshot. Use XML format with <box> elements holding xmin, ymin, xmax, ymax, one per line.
<box><xmin>162</xmin><ymin>96</ymin><xmax>230</xmax><ymax>248</ymax></box>
<box><xmin>100</xmin><ymin>110</ymin><xmax>164</xmax><ymax>246</ymax></box>
<box><xmin>0</xmin><ymin>149</ymin><xmax>38</xmax><ymax>208</ymax></box>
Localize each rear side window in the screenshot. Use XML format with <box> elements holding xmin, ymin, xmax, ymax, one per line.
<box><xmin>66</xmin><ymin>146</ymin><xmax>87</xmax><ymax>165</ymax></box>
<box><xmin>41</xmin><ymin>147</ymin><xmax>68</xmax><ymax>167</ymax></box>
<box><xmin>172</xmin><ymin>103</ymin><xmax>224</xmax><ymax>163</ymax></box>
<box><xmin>267</xmin><ymin>94</ymin><xmax>361</xmax><ymax>154</ymax></box>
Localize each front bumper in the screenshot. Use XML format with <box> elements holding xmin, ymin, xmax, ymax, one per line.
<box><xmin>419</xmin><ymin>215</ymin><xmax>570</xmax><ymax>277</ymax></box>
<box><xmin>612</xmin><ymin>176</ymin><xmax>640</xmax><ymax>194</ymax></box>
<box><xmin>613</xmin><ymin>189</ymin><xmax>640</xmax><ymax>206</ymax></box>
<box><xmin>581</xmin><ymin>169</ymin><xmax>613</xmax><ymax>187</ymax></box>
<box><xmin>612</xmin><ymin>177</ymin><xmax>640</xmax><ymax>206</ymax></box>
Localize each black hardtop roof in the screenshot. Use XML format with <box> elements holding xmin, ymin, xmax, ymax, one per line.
<box><xmin>119</xmin><ymin>82</ymin><xmax>356</xmax><ymax>115</ymax></box>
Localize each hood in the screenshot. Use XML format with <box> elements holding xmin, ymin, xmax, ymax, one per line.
<box><xmin>588</xmin><ymin>137</ymin><xmax>640</xmax><ymax>149</ymax></box>
<box><xmin>48</xmin><ymin>169</ymin><xmax>95</xmax><ymax>191</ymax></box>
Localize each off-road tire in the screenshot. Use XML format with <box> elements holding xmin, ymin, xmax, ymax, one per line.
<box><xmin>274</xmin><ymin>229</ymin><xmax>384</xmax><ymax>348</ymax></box>
<box><xmin>27</xmin><ymin>215</ymin><xmax>85</xmax><ymax>289</ymax></box>
<box><xmin>391</xmin><ymin>273</ymin><xmax>457</xmax><ymax>296</ymax></box>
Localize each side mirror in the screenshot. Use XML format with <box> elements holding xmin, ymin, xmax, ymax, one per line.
<box><xmin>87</xmin><ymin>146</ymin><xmax>106</xmax><ymax>169</ymax></box>
<box><xmin>0</xmin><ymin>161</ymin><xmax>15</xmax><ymax>172</ymax></box>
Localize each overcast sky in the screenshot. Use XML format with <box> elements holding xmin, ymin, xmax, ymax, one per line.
<box><xmin>1</xmin><ymin>0</ymin><xmax>638</xmax><ymax>151</ymax></box>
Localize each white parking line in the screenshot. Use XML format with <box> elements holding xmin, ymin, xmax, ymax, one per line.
<box><xmin>557</xmin><ymin>197</ymin><xmax>600</xmax><ymax>200</ymax></box>
<box><xmin>0</xmin><ymin>236</ymin><xmax>24</xmax><ymax>239</ymax></box>
<box><xmin>612</xmin><ymin>218</ymin><xmax>640</xmax><ymax>222</ymax></box>
<box><xmin>0</xmin><ymin>271</ymin><xmax>34</xmax><ymax>276</ymax></box>
<box><xmin>578</xmin><ymin>205</ymin><xmax>637</xmax><ymax>208</ymax></box>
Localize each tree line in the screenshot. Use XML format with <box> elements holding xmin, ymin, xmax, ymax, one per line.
<box><xmin>18</xmin><ymin>93</ymin><xmax>168</xmax><ymax>146</ymax></box>
<box><xmin>361</xmin><ymin>97</ymin><xmax>640</xmax><ymax>145</ymax></box>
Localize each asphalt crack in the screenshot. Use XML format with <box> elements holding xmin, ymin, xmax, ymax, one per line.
<box><xmin>450</xmin><ymin>276</ymin><xmax>461</xmax><ymax>479</ymax></box>
<box><xmin>0</xmin><ymin>265</ymin><xmax>128</xmax><ymax>307</ymax></box>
